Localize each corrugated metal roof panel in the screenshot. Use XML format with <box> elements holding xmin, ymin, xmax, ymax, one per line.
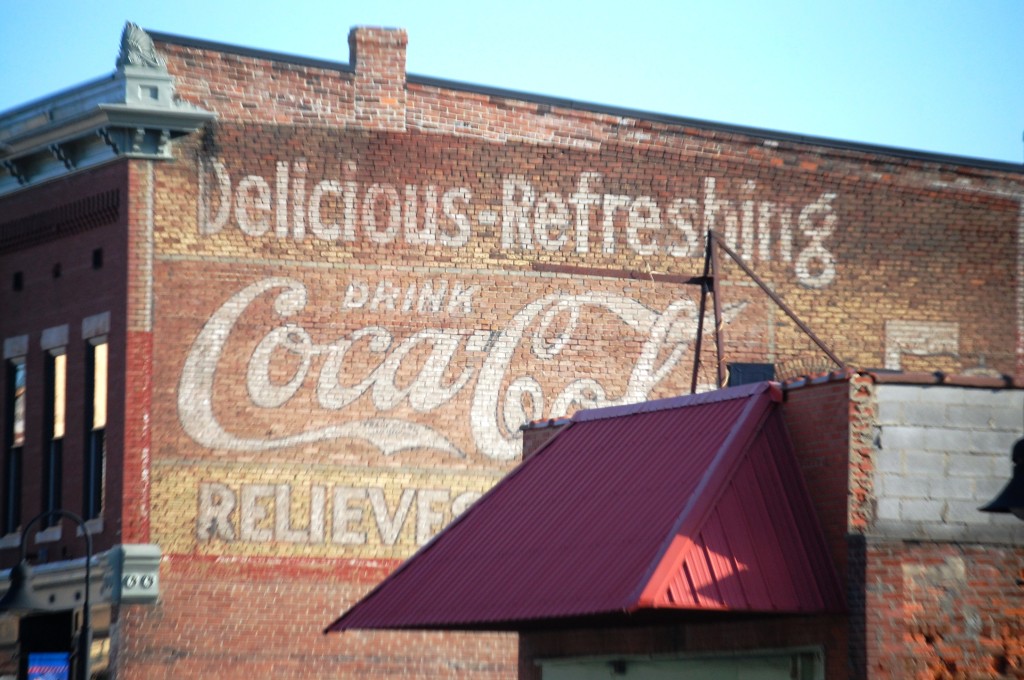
<box><xmin>326</xmin><ymin>382</ymin><xmax>844</xmax><ymax>632</ymax></box>
<box><xmin>646</xmin><ymin>410</ymin><xmax>843</xmax><ymax>613</ymax></box>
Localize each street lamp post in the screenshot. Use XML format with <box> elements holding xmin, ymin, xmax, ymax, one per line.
<box><xmin>0</xmin><ymin>509</ymin><xmax>93</xmax><ymax>680</ymax></box>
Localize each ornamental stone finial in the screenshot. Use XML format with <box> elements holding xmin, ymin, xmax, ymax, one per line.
<box><xmin>116</xmin><ymin>22</ymin><xmax>165</xmax><ymax>69</ymax></box>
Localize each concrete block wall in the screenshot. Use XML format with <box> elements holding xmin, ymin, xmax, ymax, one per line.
<box><xmin>865</xmin><ymin>381</ymin><xmax>1024</xmax><ymax>679</ymax></box>
<box><xmin>873</xmin><ymin>383</ymin><xmax>1024</xmax><ymax>542</ymax></box>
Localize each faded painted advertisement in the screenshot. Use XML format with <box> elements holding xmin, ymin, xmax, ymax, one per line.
<box><xmin>156</xmin><ymin>463</ymin><xmax>500</xmax><ymax>559</ymax></box>
<box><xmin>177</xmin><ymin>276</ymin><xmax>745</xmax><ymax>462</ymax></box>
<box><xmin>158</xmin><ymin>133</ymin><xmax>1019</xmax><ymax>558</ymax></box>
<box><xmin>165</xmin><ymin>267</ymin><xmax>743</xmax><ymax>556</ymax></box>
<box><xmin>198</xmin><ymin>159</ymin><xmax>841</xmax><ymax>288</ymax></box>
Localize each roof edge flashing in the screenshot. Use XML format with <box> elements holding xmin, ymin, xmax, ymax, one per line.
<box><xmin>573</xmin><ymin>382</ymin><xmax>772</xmax><ymax>423</ymax></box>
<box><xmin>148</xmin><ymin>29</ymin><xmax>354</xmax><ymax>74</ymax></box>
<box><xmin>406</xmin><ymin>74</ymin><xmax>1024</xmax><ymax>174</ymax></box>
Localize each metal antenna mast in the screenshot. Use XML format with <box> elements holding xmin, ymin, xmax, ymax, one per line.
<box><xmin>691</xmin><ymin>230</ymin><xmax>846</xmax><ymax>393</ymax></box>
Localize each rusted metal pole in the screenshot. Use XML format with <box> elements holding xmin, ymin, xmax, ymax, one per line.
<box><xmin>709</xmin><ymin>231</ymin><xmax>845</xmax><ymax>369</ymax></box>
<box><xmin>690</xmin><ymin>234</ymin><xmax>713</xmax><ymax>393</ymax></box>
<box><xmin>709</xmin><ymin>231</ymin><xmax>727</xmax><ymax>388</ymax></box>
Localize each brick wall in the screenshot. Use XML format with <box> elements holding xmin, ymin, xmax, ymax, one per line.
<box><xmin>2</xmin><ymin>23</ymin><xmax>1023</xmax><ymax>679</ymax></box>
<box><xmin>140</xmin><ymin>28</ymin><xmax>1024</xmax><ymax>678</ymax></box>
<box><xmin>156</xmin><ymin>28</ymin><xmax>1024</xmax><ymax>378</ymax></box>
<box><xmin>0</xmin><ymin>162</ymin><xmax>130</xmax><ymax>559</ymax></box>
<box><xmin>864</xmin><ymin>541</ymin><xmax>1024</xmax><ymax>678</ymax></box>
<box><xmin>112</xmin><ymin>556</ymin><xmax>515</xmax><ymax>679</ymax></box>
<box><xmin>780</xmin><ymin>377</ymin><xmax>856</xmax><ymax>565</ymax></box>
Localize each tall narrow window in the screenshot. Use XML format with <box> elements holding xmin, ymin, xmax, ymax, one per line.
<box><xmin>42</xmin><ymin>350</ymin><xmax>66</xmax><ymax>527</ymax></box>
<box><xmin>3</xmin><ymin>358</ymin><xmax>25</xmax><ymax>535</ymax></box>
<box><xmin>84</xmin><ymin>339</ymin><xmax>107</xmax><ymax>520</ymax></box>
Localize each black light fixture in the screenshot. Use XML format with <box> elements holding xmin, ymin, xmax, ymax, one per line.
<box><xmin>980</xmin><ymin>438</ymin><xmax>1024</xmax><ymax>520</ymax></box>
<box><xmin>0</xmin><ymin>509</ymin><xmax>93</xmax><ymax>680</ymax></box>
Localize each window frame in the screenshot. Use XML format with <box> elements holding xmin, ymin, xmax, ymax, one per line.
<box><xmin>83</xmin><ymin>331</ymin><xmax>108</xmax><ymax>523</ymax></box>
<box><xmin>2</xmin><ymin>334</ymin><xmax>28</xmax><ymax>538</ymax></box>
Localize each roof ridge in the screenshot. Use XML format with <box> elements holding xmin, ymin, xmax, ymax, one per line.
<box><xmin>632</xmin><ymin>388</ymin><xmax>776</xmax><ymax>607</ymax></box>
<box><xmin>572</xmin><ymin>382</ymin><xmax>773</xmax><ymax>423</ymax></box>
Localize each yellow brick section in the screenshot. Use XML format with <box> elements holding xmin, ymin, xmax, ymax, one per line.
<box><xmin>152</xmin><ymin>461</ymin><xmax>505</xmax><ymax>560</ymax></box>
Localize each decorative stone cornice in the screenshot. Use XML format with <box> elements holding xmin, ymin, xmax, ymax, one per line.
<box><xmin>0</xmin><ymin>543</ymin><xmax>161</xmax><ymax>610</ymax></box>
<box><xmin>0</xmin><ymin>22</ymin><xmax>214</xmax><ymax>196</ymax></box>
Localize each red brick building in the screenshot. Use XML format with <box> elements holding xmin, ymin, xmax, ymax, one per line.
<box><xmin>0</xmin><ymin>22</ymin><xmax>1021</xmax><ymax>679</ymax></box>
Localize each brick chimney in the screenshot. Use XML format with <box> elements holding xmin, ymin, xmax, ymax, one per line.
<box><xmin>520</xmin><ymin>419</ymin><xmax>571</xmax><ymax>460</ymax></box>
<box><xmin>348</xmin><ymin>27</ymin><xmax>408</xmax><ymax>131</ymax></box>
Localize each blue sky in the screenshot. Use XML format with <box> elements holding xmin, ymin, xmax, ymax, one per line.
<box><xmin>2</xmin><ymin>0</ymin><xmax>1022</xmax><ymax>164</ymax></box>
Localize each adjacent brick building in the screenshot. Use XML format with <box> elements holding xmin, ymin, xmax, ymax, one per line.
<box><xmin>0</xmin><ymin>22</ymin><xmax>1021</xmax><ymax>679</ymax></box>
<box><xmin>332</xmin><ymin>372</ymin><xmax>1024</xmax><ymax>679</ymax></box>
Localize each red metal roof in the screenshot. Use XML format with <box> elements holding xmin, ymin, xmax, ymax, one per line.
<box><xmin>326</xmin><ymin>382</ymin><xmax>844</xmax><ymax>632</ymax></box>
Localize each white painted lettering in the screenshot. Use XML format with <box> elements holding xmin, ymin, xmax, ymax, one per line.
<box><xmin>246</xmin><ymin>325</ymin><xmax>314</xmax><ymax>408</ymax></box>
<box><xmin>441</xmin><ymin>187</ymin><xmax>472</xmax><ymax>247</ymax></box>
<box><xmin>417</xmin><ymin>280</ymin><xmax>447</xmax><ymax>314</ymax></box>
<box><xmin>235</xmin><ymin>175</ymin><xmax>272</xmax><ymax>236</ymax></box>
<box><xmin>569</xmin><ymin>172</ymin><xmax>601</xmax><ymax>254</ymax></box>
<box><xmin>368</xmin><ymin>488</ymin><xmax>415</xmax><ymax>545</ymax></box>
<box><xmin>275</xmin><ymin>161</ymin><xmax>289</xmax><ymax>238</ymax></box>
<box><xmin>309</xmin><ymin>179</ymin><xmax>343</xmax><ymax>241</ymax></box>
<box><xmin>332</xmin><ymin>487</ymin><xmax>367</xmax><ymax>545</ymax></box>
<box><xmin>241</xmin><ymin>484</ymin><xmax>275</xmax><ymax>542</ymax></box>
<box><xmin>342</xmin><ymin>280</ymin><xmax>368</xmax><ymax>308</ymax></box>
<box><xmin>416</xmin><ymin>489</ymin><xmax>449</xmax><ymax>545</ymax></box>
<box><xmin>447</xmin><ymin>283</ymin><xmax>478</xmax><ymax>316</ymax></box>
<box><xmin>502</xmin><ymin>175</ymin><xmax>535</xmax><ymax>249</ymax></box>
<box><xmin>451</xmin><ymin>491</ymin><xmax>482</xmax><ymax>517</ymax></box>
<box><xmin>404</xmin><ymin>184</ymin><xmax>437</xmax><ymax>246</ymax></box>
<box><xmin>199</xmin><ymin>482</ymin><xmax>479</xmax><ymax>548</ymax></box>
<box><xmin>275</xmin><ymin>484</ymin><xmax>309</xmax><ymax>543</ymax></box>
<box><xmin>666</xmin><ymin>197</ymin><xmax>700</xmax><ymax>257</ymax></box>
<box><xmin>198</xmin><ymin>482</ymin><xmax>236</xmax><ymax>541</ymax></box>
<box><xmin>342</xmin><ymin>179</ymin><xmax>358</xmax><ymax>241</ymax></box>
<box><xmin>534</xmin><ymin>192</ymin><xmax>569</xmax><ymax>251</ymax></box>
<box><xmin>199</xmin><ymin>159</ymin><xmax>840</xmax><ymax>287</ymax></box>
<box><xmin>310</xmin><ymin>485</ymin><xmax>326</xmax><ymax>544</ymax></box>
<box><xmin>198</xmin><ymin>158</ymin><xmax>231</xmax><ymax>235</ymax></box>
<box><xmin>796</xmin><ymin>193</ymin><xmax>838</xmax><ymax>288</ymax></box>
<box><xmin>627</xmin><ymin>196</ymin><xmax>662</xmax><ymax>256</ymax></box>
<box><xmin>363</xmin><ymin>183</ymin><xmax>402</xmax><ymax>244</ymax></box>
<box><xmin>703</xmin><ymin>177</ymin><xmax>740</xmax><ymax>251</ymax></box>
<box><xmin>370</xmin><ymin>280</ymin><xmax>400</xmax><ymax>311</ymax></box>
<box><xmin>292</xmin><ymin>160</ymin><xmax>307</xmax><ymax>240</ymax></box>
<box><xmin>180</xmin><ymin>279</ymin><xmax>746</xmax><ymax>460</ymax></box>
<box><xmin>601</xmin><ymin>193</ymin><xmax>631</xmax><ymax>254</ymax></box>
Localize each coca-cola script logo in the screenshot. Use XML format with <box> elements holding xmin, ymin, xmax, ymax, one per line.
<box><xmin>177</xmin><ymin>277</ymin><xmax>746</xmax><ymax>460</ymax></box>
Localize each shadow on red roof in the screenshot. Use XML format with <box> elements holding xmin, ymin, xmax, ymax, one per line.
<box><xmin>326</xmin><ymin>382</ymin><xmax>844</xmax><ymax>633</ymax></box>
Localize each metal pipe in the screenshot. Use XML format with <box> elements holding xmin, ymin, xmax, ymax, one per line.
<box><xmin>691</xmin><ymin>234</ymin><xmax>714</xmax><ymax>393</ymax></box>
<box><xmin>709</xmin><ymin>231</ymin><xmax>728</xmax><ymax>387</ymax></box>
<box><xmin>709</xmin><ymin>231</ymin><xmax>845</xmax><ymax>369</ymax></box>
